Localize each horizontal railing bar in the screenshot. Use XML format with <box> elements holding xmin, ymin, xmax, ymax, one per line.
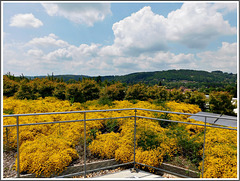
<box><xmin>4</xmin><ymin>119</ymin><xmax>84</xmax><ymax>127</ymax></box>
<box><xmin>3</xmin><ymin>115</ymin><xmax>236</xmax><ymax>130</ymax></box>
<box><xmin>3</xmin><ymin>108</ymin><xmax>237</xmax><ymax>121</ymax></box>
<box><xmin>85</xmin><ymin>116</ymin><xmax>135</xmax><ymax>122</ymax></box>
<box><xmin>135</xmin><ymin>162</ymin><xmax>191</xmax><ymax>178</ymax></box>
<box><xmin>3</xmin><ymin>108</ymin><xmax>135</xmax><ymax>117</ymax></box>
<box><xmin>3</xmin><ymin>116</ymin><xmax>135</xmax><ymax>128</ymax></box>
<box><xmin>136</xmin><ymin>108</ymin><xmax>237</xmax><ymax>121</ymax></box>
<box><xmin>56</xmin><ymin>162</ymin><xmax>134</xmax><ymax>178</ymax></box>
<box><xmin>137</xmin><ymin>116</ymin><xmax>237</xmax><ymax>130</ymax></box>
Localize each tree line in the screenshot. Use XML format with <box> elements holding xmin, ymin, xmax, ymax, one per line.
<box><xmin>23</xmin><ymin>69</ymin><xmax>237</xmax><ymax>97</ymax></box>
<box><xmin>3</xmin><ymin>73</ymin><xmax>236</xmax><ymax>116</ymax></box>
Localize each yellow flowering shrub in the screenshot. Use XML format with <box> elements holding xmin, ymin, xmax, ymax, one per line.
<box><xmin>199</xmin><ymin>128</ymin><xmax>237</xmax><ymax>178</ymax></box>
<box><xmin>89</xmin><ymin>132</ymin><xmax>120</xmax><ymax>159</ymax></box>
<box><xmin>135</xmin><ymin>148</ymin><xmax>163</xmax><ymax>171</ymax></box>
<box><xmin>115</xmin><ymin>140</ymin><xmax>134</xmax><ymax>163</ymax></box>
<box><xmin>89</xmin><ymin>114</ymin><xmax>179</xmax><ymax>173</ymax></box>
<box><xmin>17</xmin><ymin>135</ymin><xmax>78</xmax><ymax>177</ymax></box>
<box><xmin>165</xmin><ymin>101</ymin><xmax>201</xmax><ymax>121</ymax></box>
<box><xmin>3</xmin><ymin>97</ymin><xmax>237</xmax><ymax>178</ymax></box>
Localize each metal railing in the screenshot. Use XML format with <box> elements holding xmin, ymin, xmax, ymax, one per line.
<box><xmin>3</xmin><ymin>108</ymin><xmax>237</xmax><ymax>178</ymax></box>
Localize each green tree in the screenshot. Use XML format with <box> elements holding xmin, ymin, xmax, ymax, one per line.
<box><xmin>95</xmin><ymin>76</ymin><xmax>102</xmax><ymax>85</ymax></box>
<box><xmin>184</xmin><ymin>91</ymin><xmax>206</xmax><ymax>111</ymax></box>
<box><xmin>3</xmin><ymin>75</ymin><xmax>19</xmax><ymax>97</ymax></box>
<box><xmin>146</xmin><ymin>85</ymin><xmax>159</xmax><ymax>99</ymax></box>
<box><xmin>14</xmin><ymin>80</ymin><xmax>37</xmax><ymax>99</ymax></box>
<box><xmin>81</xmin><ymin>79</ymin><xmax>100</xmax><ymax>101</ymax></box>
<box><xmin>157</xmin><ymin>87</ymin><xmax>169</xmax><ymax>102</ymax></box>
<box><xmin>35</xmin><ymin>78</ymin><xmax>55</xmax><ymax>98</ymax></box>
<box><xmin>209</xmin><ymin>91</ymin><xmax>236</xmax><ymax>116</ymax></box>
<box><xmin>53</xmin><ymin>82</ymin><xmax>67</xmax><ymax>100</ymax></box>
<box><xmin>169</xmin><ymin>89</ymin><xmax>185</xmax><ymax>102</ymax></box>
<box><xmin>102</xmin><ymin>82</ymin><xmax>126</xmax><ymax>101</ymax></box>
<box><xmin>190</xmin><ymin>91</ymin><xmax>206</xmax><ymax>111</ymax></box>
<box><xmin>65</xmin><ymin>84</ymin><xmax>84</xmax><ymax>103</ymax></box>
<box><xmin>67</xmin><ymin>79</ymin><xmax>77</xmax><ymax>84</ymax></box>
<box><xmin>125</xmin><ymin>83</ymin><xmax>148</xmax><ymax>101</ymax></box>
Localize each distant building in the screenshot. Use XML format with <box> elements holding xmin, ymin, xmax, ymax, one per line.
<box><xmin>179</xmin><ymin>86</ymin><xmax>192</xmax><ymax>93</ymax></box>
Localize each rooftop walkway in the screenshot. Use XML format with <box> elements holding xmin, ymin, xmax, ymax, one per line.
<box><xmin>94</xmin><ymin>169</ymin><xmax>163</xmax><ymax>179</ymax></box>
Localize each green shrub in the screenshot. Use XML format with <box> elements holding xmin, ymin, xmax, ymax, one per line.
<box><xmin>102</xmin><ymin>82</ymin><xmax>126</xmax><ymax>101</ymax></box>
<box><xmin>125</xmin><ymin>83</ymin><xmax>148</xmax><ymax>101</ymax></box>
<box><xmin>65</xmin><ymin>84</ymin><xmax>84</xmax><ymax>103</ymax></box>
<box><xmin>14</xmin><ymin>80</ymin><xmax>38</xmax><ymax>100</ymax></box>
<box><xmin>53</xmin><ymin>83</ymin><xmax>67</xmax><ymax>100</ymax></box>
<box><xmin>105</xmin><ymin>119</ymin><xmax>119</xmax><ymax>133</ymax></box>
<box><xmin>98</xmin><ymin>97</ymin><xmax>113</xmax><ymax>106</ymax></box>
<box><xmin>3</xmin><ymin>75</ymin><xmax>19</xmax><ymax>97</ymax></box>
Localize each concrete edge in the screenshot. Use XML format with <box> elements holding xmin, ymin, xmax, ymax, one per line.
<box><xmin>20</xmin><ymin>160</ymin><xmax>200</xmax><ymax>178</ymax></box>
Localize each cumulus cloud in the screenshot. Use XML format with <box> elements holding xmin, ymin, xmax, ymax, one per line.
<box><xmin>26</xmin><ymin>33</ymin><xmax>69</xmax><ymax>49</ymax></box>
<box><xmin>9</xmin><ymin>13</ymin><xmax>43</xmax><ymax>28</ymax></box>
<box><xmin>3</xmin><ymin>2</ymin><xmax>237</xmax><ymax>76</ymax></box>
<box><xmin>42</xmin><ymin>3</ymin><xmax>111</xmax><ymax>26</ymax></box>
<box><xmin>166</xmin><ymin>3</ymin><xmax>236</xmax><ymax>48</ymax></box>
<box><xmin>111</xmin><ymin>6</ymin><xmax>168</xmax><ymax>55</ymax></box>
<box><xmin>106</xmin><ymin>3</ymin><xmax>236</xmax><ymax>56</ymax></box>
<box><xmin>45</xmin><ymin>48</ymin><xmax>72</xmax><ymax>61</ymax></box>
<box><xmin>197</xmin><ymin>42</ymin><xmax>237</xmax><ymax>73</ymax></box>
<box><xmin>211</xmin><ymin>2</ymin><xmax>237</xmax><ymax>14</ymax></box>
<box><xmin>27</xmin><ymin>49</ymin><xmax>44</xmax><ymax>57</ymax></box>
<box><xmin>4</xmin><ymin>31</ymin><xmax>237</xmax><ymax>76</ymax></box>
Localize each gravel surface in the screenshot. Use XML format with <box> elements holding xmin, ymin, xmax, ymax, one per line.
<box><xmin>72</xmin><ymin>167</ymin><xmax>124</xmax><ymax>178</ymax></box>
<box><xmin>3</xmin><ymin>151</ymin><xmax>17</xmax><ymax>178</ymax></box>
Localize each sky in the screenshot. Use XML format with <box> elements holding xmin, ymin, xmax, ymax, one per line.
<box><xmin>2</xmin><ymin>1</ymin><xmax>238</xmax><ymax>76</ymax></box>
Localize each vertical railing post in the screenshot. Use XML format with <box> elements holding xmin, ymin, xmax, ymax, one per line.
<box><xmin>201</xmin><ymin>116</ymin><xmax>207</xmax><ymax>178</ymax></box>
<box><xmin>84</xmin><ymin>112</ymin><xmax>87</xmax><ymax>178</ymax></box>
<box><xmin>6</xmin><ymin>127</ymin><xmax>9</xmax><ymax>151</ymax></box>
<box><xmin>16</xmin><ymin>116</ymin><xmax>20</xmax><ymax>178</ymax></box>
<box><xmin>133</xmin><ymin>109</ymin><xmax>137</xmax><ymax>169</ymax></box>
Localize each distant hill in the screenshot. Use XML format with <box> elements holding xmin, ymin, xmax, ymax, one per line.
<box><xmin>27</xmin><ymin>69</ymin><xmax>237</xmax><ymax>89</ymax></box>
<box><xmin>99</xmin><ymin>69</ymin><xmax>236</xmax><ymax>85</ymax></box>
<box><xmin>26</xmin><ymin>74</ymin><xmax>90</xmax><ymax>82</ymax></box>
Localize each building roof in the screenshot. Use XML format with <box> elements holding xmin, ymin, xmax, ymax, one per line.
<box><xmin>188</xmin><ymin>112</ymin><xmax>237</xmax><ymax>128</ymax></box>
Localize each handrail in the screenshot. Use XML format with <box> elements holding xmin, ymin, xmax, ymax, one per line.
<box><xmin>3</xmin><ymin>108</ymin><xmax>237</xmax><ymax>120</ymax></box>
<box><xmin>3</xmin><ymin>108</ymin><xmax>135</xmax><ymax>117</ymax></box>
<box><xmin>3</xmin><ymin>116</ymin><xmax>135</xmax><ymax>128</ymax></box>
<box><xmin>2</xmin><ymin>108</ymin><xmax>237</xmax><ymax>178</ymax></box>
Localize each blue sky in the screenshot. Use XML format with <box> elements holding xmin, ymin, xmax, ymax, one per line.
<box><xmin>2</xmin><ymin>1</ymin><xmax>238</xmax><ymax>76</ymax></box>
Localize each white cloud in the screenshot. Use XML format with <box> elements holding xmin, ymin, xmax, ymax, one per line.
<box><xmin>42</xmin><ymin>3</ymin><xmax>111</xmax><ymax>26</ymax></box>
<box><xmin>4</xmin><ymin>30</ymin><xmax>237</xmax><ymax>76</ymax></box>
<box><xmin>27</xmin><ymin>49</ymin><xmax>44</xmax><ymax>57</ymax></box>
<box><xmin>197</xmin><ymin>42</ymin><xmax>237</xmax><ymax>73</ymax></box>
<box><xmin>111</xmin><ymin>6</ymin><xmax>168</xmax><ymax>56</ymax></box>
<box><xmin>9</xmin><ymin>13</ymin><xmax>43</xmax><ymax>28</ymax></box>
<box><xmin>3</xmin><ymin>2</ymin><xmax>237</xmax><ymax>76</ymax></box>
<box><xmin>45</xmin><ymin>48</ymin><xmax>73</xmax><ymax>62</ymax></box>
<box><xmin>211</xmin><ymin>3</ymin><xmax>237</xmax><ymax>14</ymax></box>
<box><xmin>166</xmin><ymin>3</ymin><xmax>236</xmax><ymax>48</ymax></box>
<box><xmin>27</xmin><ymin>33</ymin><xmax>69</xmax><ymax>49</ymax></box>
<box><xmin>3</xmin><ymin>43</ymin><xmax>44</xmax><ymax>75</ymax></box>
<box><xmin>106</xmin><ymin>3</ymin><xmax>236</xmax><ymax>56</ymax></box>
